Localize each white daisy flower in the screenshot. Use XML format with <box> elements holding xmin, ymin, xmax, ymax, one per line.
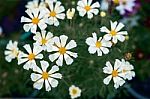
<box><xmin>66</xmin><ymin>8</ymin><xmax>75</xmax><ymax>20</ymax></box>
<box><xmin>4</xmin><ymin>40</ymin><xmax>19</xmax><ymax>62</ymax></box>
<box><xmin>116</xmin><ymin>0</ymin><xmax>136</xmax><ymax>15</ymax></box>
<box><xmin>18</xmin><ymin>44</ymin><xmax>43</xmax><ymax>70</ymax></box>
<box><xmin>25</xmin><ymin>0</ymin><xmax>46</xmax><ymax>9</ymax></box>
<box><xmin>31</xmin><ymin>60</ymin><xmax>62</xmax><ymax>91</ymax></box>
<box><xmin>44</xmin><ymin>1</ymin><xmax>65</xmax><ymax>26</ymax></box>
<box><xmin>33</xmin><ymin>30</ymin><xmax>54</xmax><ymax>51</ymax></box>
<box><xmin>100</xmin><ymin>21</ymin><xmax>128</xmax><ymax>44</ymax></box>
<box><xmin>120</xmin><ymin>59</ymin><xmax>135</xmax><ymax>80</ymax></box>
<box><xmin>21</xmin><ymin>8</ymin><xmax>47</xmax><ymax>33</ymax></box>
<box><xmin>86</xmin><ymin>33</ymin><xmax>112</xmax><ymax>56</ymax></box>
<box><xmin>69</xmin><ymin>85</ymin><xmax>81</xmax><ymax>99</ymax></box>
<box><xmin>103</xmin><ymin>59</ymin><xmax>125</xmax><ymax>89</ymax></box>
<box><xmin>48</xmin><ymin>35</ymin><xmax>78</xmax><ymax>66</ymax></box>
<box><xmin>77</xmin><ymin>0</ymin><xmax>100</xmax><ymax>19</ymax></box>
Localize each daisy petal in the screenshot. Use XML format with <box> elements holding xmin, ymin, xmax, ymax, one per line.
<box><xmin>48</xmin><ymin>65</ymin><xmax>59</xmax><ymax>74</ymax></box>
<box><xmin>21</xmin><ymin>16</ymin><xmax>32</xmax><ymax>22</ymax></box>
<box><xmin>77</xmin><ymin>1</ymin><xmax>85</xmax><ymax>7</ymax></box>
<box><xmin>5</xmin><ymin>56</ymin><xmax>12</xmax><ymax>62</ymax></box>
<box><xmin>86</xmin><ymin>37</ymin><xmax>96</xmax><ymax>46</ymax></box>
<box><xmin>100</xmin><ymin>47</ymin><xmax>109</xmax><ymax>54</ymax></box>
<box><xmin>100</xmin><ymin>26</ymin><xmax>110</xmax><ymax>33</ymax></box>
<box><xmin>35</xmin><ymin>54</ymin><xmax>43</xmax><ymax>59</ymax></box>
<box><xmin>116</xmin><ymin>35</ymin><xmax>125</xmax><ymax>42</ymax></box>
<box><xmin>117</xmin><ymin>31</ymin><xmax>128</xmax><ymax>35</ymax></box>
<box><xmin>51</xmin><ymin>73</ymin><xmax>62</xmax><ymax>79</ymax></box>
<box><xmin>18</xmin><ymin>58</ymin><xmax>28</xmax><ymax>65</ymax></box>
<box><xmin>111</xmin><ymin>21</ymin><xmax>117</xmax><ymax>30</ymax></box>
<box><xmin>91</xmin><ymin>2</ymin><xmax>100</xmax><ymax>8</ymax></box>
<box><xmin>64</xmin><ymin>54</ymin><xmax>73</xmax><ymax>65</ymax></box>
<box><xmin>23</xmin><ymin>23</ymin><xmax>32</xmax><ymax>32</ymax></box>
<box><xmin>40</xmin><ymin>61</ymin><xmax>49</xmax><ymax>72</ymax></box>
<box><xmin>104</xmin><ymin>34</ymin><xmax>112</xmax><ymax>41</ymax></box>
<box><xmin>33</xmin><ymin>65</ymin><xmax>43</xmax><ymax>74</ymax></box>
<box><xmin>103</xmin><ymin>75</ymin><xmax>112</xmax><ymax>85</ymax></box>
<box><xmin>31</xmin><ymin>24</ymin><xmax>37</xmax><ymax>33</ymax></box>
<box><xmin>115</xmin><ymin>22</ymin><xmax>124</xmax><ymax>32</ymax></box>
<box><xmin>23</xmin><ymin>44</ymin><xmax>32</xmax><ymax>54</ymax></box>
<box><xmin>88</xmin><ymin>0</ymin><xmax>92</xmax><ymax>5</ymax></box>
<box><xmin>60</xmin><ymin>35</ymin><xmax>68</xmax><ymax>47</ymax></box>
<box><xmin>33</xmin><ymin>44</ymin><xmax>43</xmax><ymax>55</ymax></box>
<box><xmin>32</xmin><ymin>8</ymin><xmax>39</xmax><ymax>18</ymax></box>
<box><xmin>66</xmin><ymin>51</ymin><xmax>78</xmax><ymax>58</ymax></box>
<box><xmin>25</xmin><ymin>9</ymin><xmax>34</xmax><ymax>18</ymax></box>
<box><xmin>88</xmin><ymin>46</ymin><xmax>97</xmax><ymax>54</ymax></box>
<box><xmin>31</xmin><ymin>73</ymin><xmax>42</xmax><ymax>82</ymax></box>
<box><xmin>56</xmin><ymin>55</ymin><xmax>63</xmax><ymax>66</ymax></box>
<box><xmin>87</xmin><ymin>12</ymin><xmax>93</xmax><ymax>19</ymax></box>
<box><xmin>114</xmin><ymin>59</ymin><xmax>122</xmax><ymax>70</ymax></box>
<box><xmin>49</xmin><ymin>53</ymin><xmax>60</xmax><ymax>62</ymax></box>
<box><xmin>45</xmin><ymin>79</ymin><xmax>51</xmax><ymax>91</ymax></box>
<box><xmin>89</xmin><ymin>9</ymin><xmax>99</xmax><ymax>15</ymax></box>
<box><xmin>105</xmin><ymin>61</ymin><xmax>113</xmax><ymax>72</ymax></box>
<box><xmin>97</xmin><ymin>48</ymin><xmax>102</xmax><ymax>56</ymax></box>
<box><xmin>112</xmin><ymin>36</ymin><xmax>118</xmax><ymax>44</ymax></box>
<box><xmin>56</xmin><ymin>13</ymin><xmax>65</xmax><ymax>19</ymax></box>
<box><xmin>38</xmin><ymin>22</ymin><xmax>47</xmax><ymax>30</ymax></box>
<box><xmin>33</xmin><ymin>78</ymin><xmax>44</xmax><ymax>90</ymax></box>
<box><xmin>65</xmin><ymin>40</ymin><xmax>77</xmax><ymax>50</ymax></box>
<box><xmin>48</xmin><ymin>78</ymin><xmax>58</xmax><ymax>88</ymax></box>
<box><xmin>53</xmin><ymin>18</ymin><xmax>59</xmax><ymax>26</ymax></box>
<box><xmin>53</xmin><ymin>37</ymin><xmax>61</xmax><ymax>47</ymax></box>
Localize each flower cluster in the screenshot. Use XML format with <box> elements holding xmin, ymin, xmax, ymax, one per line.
<box><xmin>103</xmin><ymin>59</ymin><xmax>135</xmax><ymax>89</ymax></box>
<box><xmin>16</xmin><ymin>32</ymin><xmax>77</xmax><ymax>91</ymax></box>
<box><xmin>4</xmin><ymin>0</ymin><xmax>80</xmax><ymax>95</ymax></box>
<box><xmin>21</xmin><ymin>0</ymin><xmax>101</xmax><ymax>33</ymax></box>
<box><xmin>85</xmin><ymin>20</ymin><xmax>135</xmax><ymax>89</ymax></box>
<box><xmin>86</xmin><ymin>21</ymin><xmax>128</xmax><ymax>56</ymax></box>
<box><xmin>4</xmin><ymin>0</ymin><xmax>136</xmax><ymax>98</ymax></box>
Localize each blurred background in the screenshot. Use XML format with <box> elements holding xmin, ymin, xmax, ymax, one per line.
<box><xmin>0</xmin><ymin>0</ymin><xmax>150</xmax><ymax>98</ymax></box>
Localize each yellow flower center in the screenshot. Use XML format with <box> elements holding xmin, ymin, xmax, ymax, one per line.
<box><xmin>59</xmin><ymin>47</ymin><xmax>66</xmax><ymax>55</ymax></box>
<box><xmin>49</xmin><ymin>11</ymin><xmax>56</xmax><ymax>17</ymax></box>
<box><xmin>28</xmin><ymin>53</ymin><xmax>35</xmax><ymax>61</ymax></box>
<box><xmin>42</xmin><ymin>72</ymin><xmax>49</xmax><ymax>80</ymax></box>
<box><xmin>32</xmin><ymin>18</ymin><xmax>39</xmax><ymax>24</ymax></box>
<box><xmin>41</xmin><ymin>38</ymin><xmax>47</xmax><ymax>45</ymax></box>
<box><xmin>96</xmin><ymin>41</ymin><xmax>102</xmax><ymax>48</ymax></box>
<box><xmin>113</xmin><ymin>0</ymin><xmax>119</xmax><ymax>4</ymax></box>
<box><xmin>72</xmin><ymin>88</ymin><xmax>77</xmax><ymax>95</ymax></box>
<box><xmin>110</xmin><ymin>30</ymin><xmax>117</xmax><ymax>36</ymax></box>
<box><xmin>112</xmin><ymin>70</ymin><xmax>118</xmax><ymax>77</ymax></box>
<box><xmin>84</xmin><ymin>5</ymin><xmax>91</xmax><ymax>11</ymax></box>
